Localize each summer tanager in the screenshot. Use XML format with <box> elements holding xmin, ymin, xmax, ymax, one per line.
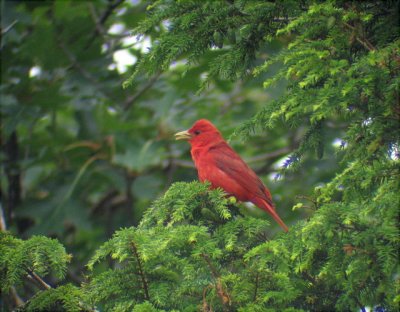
<box><xmin>175</xmin><ymin>119</ymin><xmax>289</xmax><ymax>232</ymax></box>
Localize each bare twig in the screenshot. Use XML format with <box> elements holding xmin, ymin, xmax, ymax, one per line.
<box><xmin>57</xmin><ymin>38</ymin><xmax>107</xmax><ymax>93</ymax></box>
<box><xmin>26</xmin><ymin>270</ymin><xmax>96</xmax><ymax>311</ymax></box>
<box><xmin>98</xmin><ymin>0</ymin><xmax>125</xmax><ymax>26</ymax></box>
<box><xmin>2</xmin><ymin>20</ymin><xmax>18</xmax><ymax>35</ymax></box>
<box><xmin>295</xmin><ymin>194</ymin><xmax>319</xmax><ymax>211</ymax></box>
<box><xmin>88</xmin><ymin>3</ymin><xmax>107</xmax><ymax>38</ymax></box>
<box><xmin>123</xmin><ymin>73</ymin><xmax>162</xmax><ymax>111</ymax></box>
<box><xmin>91</xmin><ymin>189</ymin><xmax>119</xmax><ymax>215</ymax></box>
<box><xmin>247</xmin><ymin>146</ymin><xmax>291</xmax><ymax>164</ymax></box>
<box><xmin>87</xmin><ymin>0</ymin><xmax>125</xmax><ymax>46</ymax></box>
<box><xmin>27</xmin><ymin>270</ymin><xmax>52</xmax><ymax>290</ymax></box>
<box><xmin>343</xmin><ymin>21</ymin><xmax>376</xmax><ymax>52</ymax></box>
<box><xmin>87</xmin><ymin>3</ymin><xmax>108</xmax><ymax>49</ymax></box>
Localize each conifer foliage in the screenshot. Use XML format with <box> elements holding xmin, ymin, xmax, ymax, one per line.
<box><xmin>2</xmin><ymin>0</ymin><xmax>399</xmax><ymax>311</ymax></box>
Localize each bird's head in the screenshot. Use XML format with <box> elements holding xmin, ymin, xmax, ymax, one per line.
<box><xmin>175</xmin><ymin>119</ymin><xmax>223</xmax><ymax>146</ymax></box>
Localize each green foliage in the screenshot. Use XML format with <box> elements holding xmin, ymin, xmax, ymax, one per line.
<box><xmin>23</xmin><ymin>284</ymin><xmax>86</xmax><ymax>312</ymax></box>
<box><xmin>2</xmin><ymin>0</ymin><xmax>399</xmax><ymax>311</ymax></box>
<box><xmin>140</xmin><ymin>181</ymin><xmax>232</xmax><ymax>228</ymax></box>
<box><xmin>0</xmin><ymin>232</ymin><xmax>70</xmax><ymax>291</ymax></box>
<box><xmin>247</xmin><ymin>2</ymin><xmax>399</xmax><ymax>170</ymax></box>
<box><xmin>125</xmin><ymin>0</ymin><xmax>301</xmax><ymax>88</ymax></box>
<box><xmin>3</xmin><ymin>178</ymin><xmax>397</xmax><ymax>310</ymax></box>
<box><xmin>85</xmin><ymin>181</ymin><xmax>272</xmax><ymax>311</ymax></box>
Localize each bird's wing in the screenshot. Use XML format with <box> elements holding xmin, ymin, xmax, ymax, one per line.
<box><xmin>207</xmin><ymin>142</ymin><xmax>274</xmax><ymax>208</ymax></box>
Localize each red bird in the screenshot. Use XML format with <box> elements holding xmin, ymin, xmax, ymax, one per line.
<box><xmin>175</xmin><ymin>119</ymin><xmax>288</xmax><ymax>232</ymax></box>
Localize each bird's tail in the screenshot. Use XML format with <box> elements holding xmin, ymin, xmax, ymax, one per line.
<box><xmin>254</xmin><ymin>198</ymin><xmax>289</xmax><ymax>232</ymax></box>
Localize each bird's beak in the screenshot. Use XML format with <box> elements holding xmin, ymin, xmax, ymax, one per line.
<box><xmin>174</xmin><ymin>130</ymin><xmax>192</xmax><ymax>140</ymax></box>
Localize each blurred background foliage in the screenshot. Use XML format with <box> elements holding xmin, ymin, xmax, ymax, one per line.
<box><xmin>1</xmin><ymin>0</ymin><xmax>392</xmax><ymax>302</ymax></box>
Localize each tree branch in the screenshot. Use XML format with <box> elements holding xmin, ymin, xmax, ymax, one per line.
<box><xmin>26</xmin><ymin>269</ymin><xmax>96</xmax><ymax>312</ymax></box>
<box><xmin>86</xmin><ymin>0</ymin><xmax>125</xmax><ymax>47</ymax></box>
<box><xmin>247</xmin><ymin>146</ymin><xmax>291</xmax><ymax>164</ymax></box>
<box><xmin>130</xmin><ymin>241</ymin><xmax>150</xmax><ymax>300</ymax></box>
<box><xmin>55</xmin><ymin>34</ymin><xmax>119</xmax><ymax>104</ymax></box>
<box><xmin>123</xmin><ymin>72</ymin><xmax>162</xmax><ymax>111</ymax></box>
<box><xmin>253</xmin><ymin>272</ymin><xmax>259</xmax><ymax>302</ymax></box>
<box><xmin>91</xmin><ymin>189</ymin><xmax>119</xmax><ymax>215</ymax></box>
<box><xmin>87</xmin><ymin>3</ymin><xmax>108</xmax><ymax>45</ymax></box>
<box><xmin>57</xmin><ymin>38</ymin><xmax>105</xmax><ymax>92</ymax></box>
<box><xmin>342</xmin><ymin>21</ymin><xmax>376</xmax><ymax>52</ymax></box>
<box><xmin>27</xmin><ymin>270</ymin><xmax>52</xmax><ymax>290</ymax></box>
<box><xmin>0</xmin><ymin>197</ymin><xmax>24</xmax><ymax>308</ymax></box>
<box><xmin>98</xmin><ymin>0</ymin><xmax>125</xmax><ymax>26</ymax></box>
<box><xmin>2</xmin><ymin>20</ymin><xmax>19</xmax><ymax>36</ymax></box>
<box><xmin>201</xmin><ymin>253</ymin><xmax>231</xmax><ymax>307</ymax></box>
<box><xmin>202</xmin><ymin>285</ymin><xmax>213</xmax><ymax>312</ymax></box>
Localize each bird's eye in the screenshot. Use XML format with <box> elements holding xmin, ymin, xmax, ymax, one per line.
<box><xmin>194</xmin><ymin>130</ymin><xmax>201</xmax><ymax>135</ymax></box>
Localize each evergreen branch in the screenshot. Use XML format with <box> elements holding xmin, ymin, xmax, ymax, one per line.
<box><xmin>130</xmin><ymin>241</ymin><xmax>150</xmax><ymax>301</ymax></box>
<box><xmin>27</xmin><ymin>269</ymin><xmax>52</xmax><ymax>290</ymax></box>
<box><xmin>0</xmin><ymin>204</ymin><xmax>24</xmax><ymax>308</ymax></box>
<box><xmin>201</xmin><ymin>253</ymin><xmax>231</xmax><ymax>307</ymax></box>
<box><xmin>343</xmin><ymin>271</ymin><xmax>365</xmax><ymax>311</ymax></box>
<box><xmin>253</xmin><ymin>272</ymin><xmax>259</xmax><ymax>302</ymax></box>
<box><xmin>202</xmin><ymin>285</ymin><xmax>213</xmax><ymax>312</ymax></box>
<box><xmin>295</xmin><ymin>195</ymin><xmax>319</xmax><ymax>211</ymax></box>
<box><xmin>201</xmin><ymin>253</ymin><xmax>219</xmax><ymax>279</ymax></box>
<box><xmin>342</xmin><ymin>21</ymin><xmax>376</xmax><ymax>52</ymax></box>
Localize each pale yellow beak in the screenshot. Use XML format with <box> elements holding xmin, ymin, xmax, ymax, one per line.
<box><xmin>174</xmin><ymin>130</ymin><xmax>192</xmax><ymax>140</ymax></box>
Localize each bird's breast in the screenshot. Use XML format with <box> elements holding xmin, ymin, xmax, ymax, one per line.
<box><xmin>191</xmin><ymin>147</ymin><xmax>213</xmax><ymax>181</ymax></box>
<box><xmin>190</xmin><ymin>146</ymin><xmax>209</xmax><ymax>168</ymax></box>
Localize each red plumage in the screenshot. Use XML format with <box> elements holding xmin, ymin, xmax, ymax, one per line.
<box><xmin>175</xmin><ymin>119</ymin><xmax>288</xmax><ymax>232</ymax></box>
